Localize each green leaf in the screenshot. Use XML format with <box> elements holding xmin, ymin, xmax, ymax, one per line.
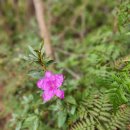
<box><xmin>28</xmin><ymin>46</ymin><xmax>38</xmax><ymax>57</ymax></box>
<box><xmin>58</xmin><ymin>111</ymin><xmax>67</xmax><ymax>128</ymax></box>
<box><xmin>70</xmin><ymin>106</ymin><xmax>76</xmax><ymax>115</ymax></box>
<box><xmin>24</xmin><ymin>115</ymin><xmax>37</xmax><ymax>122</ymax></box>
<box><xmin>15</xmin><ymin>122</ymin><xmax>22</xmax><ymax>130</ymax></box>
<box><xmin>49</xmin><ymin>105</ymin><xmax>59</xmax><ymax>111</ymax></box>
<box><xmin>126</xmin><ymin>32</ymin><xmax>130</xmax><ymax>35</ymax></box>
<box><xmin>33</xmin><ymin>118</ymin><xmax>39</xmax><ymax>130</ymax></box>
<box><xmin>65</xmin><ymin>96</ymin><xmax>77</xmax><ymax>105</ymax></box>
<box><xmin>40</xmin><ymin>42</ymin><xmax>45</xmax><ymax>57</ymax></box>
<box><xmin>21</xmin><ymin>55</ymin><xmax>29</xmax><ymax>61</ymax></box>
<box><xmin>28</xmin><ymin>70</ymin><xmax>43</xmax><ymax>79</ymax></box>
<box><xmin>119</xmin><ymin>88</ymin><xmax>128</xmax><ymax>102</ymax></box>
<box><xmin>46</xmin><ymin>60</ymin><xmax>55</xmax><ymax>66</ymax></box>
<box><xmin>22</xmin><ymin>115</ymin><xmax>40</xmax><ymax>130</ymax></box>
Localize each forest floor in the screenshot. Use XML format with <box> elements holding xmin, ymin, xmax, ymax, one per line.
<box><xmin>0</xmin><ymin>83</ymin><xmax>9</xmax><ymax>130</ymax></box>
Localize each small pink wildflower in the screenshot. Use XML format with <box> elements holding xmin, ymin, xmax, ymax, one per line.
<box><xmin>37</xmin><ymin>71</ymin><xmax>64</xmax><ymax>102</ymax></box>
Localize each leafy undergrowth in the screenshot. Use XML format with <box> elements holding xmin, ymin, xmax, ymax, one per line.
<box><xmin>0</xmin><ymin>0</ymin><xmax>130</xmax><ymax>130</ymax></box>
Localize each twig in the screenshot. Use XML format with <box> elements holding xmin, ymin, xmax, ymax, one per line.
<box><xmin>54</xmin><ymin>53</ymin><xmax>80</xmax><ymax>80</ymax></box>
<box><xmin>33</xmin><ymin>0</ymin><xmax>54</xmax><ymax>59</ymax></box>
<box><xmin>64</xmin><ymin>68</ymin><xmax>80</xmax><ymax>80</ymax></box>
<box><xmin>55</xmin><ymin>47</ymin><xmax>86</xmax><ymax>58</ymax></box>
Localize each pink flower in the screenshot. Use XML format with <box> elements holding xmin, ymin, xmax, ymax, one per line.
<box><xmin>37</xmin><ymin>71</ymin><xmax>64</xmax><ymax>102</ymax></box>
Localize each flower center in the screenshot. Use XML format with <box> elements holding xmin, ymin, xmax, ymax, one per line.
<box><xmin>51</xmin><ymin>81</ymin><xmax>55</xmax><ymax>89</ymax></box>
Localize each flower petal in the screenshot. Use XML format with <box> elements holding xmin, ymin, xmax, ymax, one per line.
<box><xmin>43</xmin><ymin>80</ymin><xmax>53</xmax><ymax>91</ymax></box>
<box><xmin>55</xmin><ymin>89</ymin><xmax>64</xmax><ymax>99</ymax></box>
<box><xmin>55</xmin><ymin>74</ymin><xmax>64</xmax><ymax>88</ymax></box>
<box><xmin>37</xmin><ymin>78</ymin><xmax>53</xmax><ymax>91</ymax></box>
<box><xmin>37</xmin><ymin>71</ymin><xmax>65</xmax><ymax>102</ymax></box>
<box><xmin>37</xmin><ymin>78</ymin><xmax>44</xmax><ymax>90</ymax></box>
<box><xmin>42</xmin><ymin>90</ymin><xmax>54</xmax><ymax>102</ymax></box>
<box><xmin>45</xmin><ymin>71</ymin><xmax>53</xmax><ymax>77</ymax></box>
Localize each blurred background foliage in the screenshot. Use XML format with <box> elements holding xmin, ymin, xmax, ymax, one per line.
<box><xmin>0</xmin><ymin>0</ymin><xmax>130</xmax><ymax>130</ymax></box>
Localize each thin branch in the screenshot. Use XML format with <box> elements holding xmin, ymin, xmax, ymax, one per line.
<box><xmin>54</xmin><ymin>53</ymin><xmax>80</xmax><ymax>80</ymax></box>
<box><xmin>33</xmin><ymin>0</ymin><xmax>54</xmax><ymax>59</ymax></box>
<box><xmin>64</xmin><ymin>68</ymin><xmax>80</xmax><ymax>80</ymax></box>
<box><xmin>55</xmin><ymin>47</ymin><xmax>86</xmax><ymax>58</ymax></box>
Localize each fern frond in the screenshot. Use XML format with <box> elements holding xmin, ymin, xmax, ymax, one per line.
<box><xmin>69</xmin><ymin>93</ymin><xmax>130</xmax><ymax>130</ymax></box>
<box><xmin>113</xmin><ymin>55</ymin><xmax>130</xmax><ymax>70</ymax></box>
